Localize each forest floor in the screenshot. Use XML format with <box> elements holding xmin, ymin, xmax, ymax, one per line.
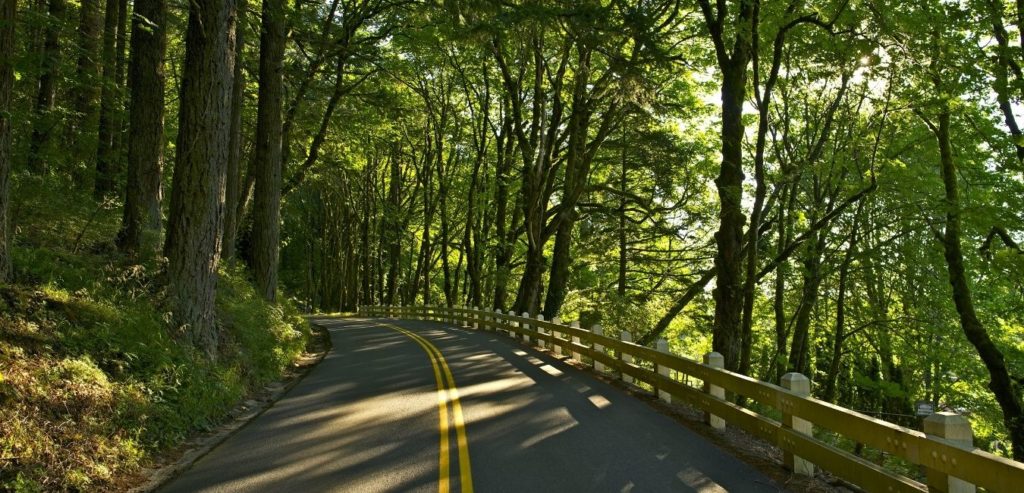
<box><xmin>0</xmin><ymin>177</ymin><xmax>311</xmax><ymax>491</ymax></box>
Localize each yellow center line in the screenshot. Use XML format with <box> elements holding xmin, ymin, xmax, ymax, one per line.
<box><xmin>371</xmin><ymin>322</ymin><xmax>474</xmax><ymax>493</ymax></box>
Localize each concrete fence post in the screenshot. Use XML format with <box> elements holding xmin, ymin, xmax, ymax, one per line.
<box><xmin>592</xmin><ymin>324</ymin><xmax>606</xmax><ymax>373</ymax></box>
<box><xmin>656</xmin><ymin>338</ymin><xmax>671</xmax><ymax>404</ymax></box>
<box><xmin>551</xmin><ymin>316</ymin><xmax>563</xmax><ymax>355</ymax></box>
<box><xmin>703</xmin><ymin>352</ymin><xmax>726</xmax><ymax>430</ymax></box>
<box><xmin>781</xmin><ymin>372</ymin><xmax>814</xmax><ymax>476</ymax></box>
<box><xmin>521</xmin><ymin>312</ymin><xmax>531</xmax><ymax>344</ymax></box>
<box><xmin>472</xmin><ymin>306</ymin><xmax>479</xmax><ymax>329</ymax></box>
<box><xmin>923</xmin><ymin>413</ymin><xmax>976</xmax><ymax>493</ymax></box>
<box><xmin>570</xmin><ymin>321</ymin><xmax>582</xmax><ymax>361</ymax></box>
<box><xmin>620</xmin><ymin>331</ymin><xmax>634</xmax><ymax>384</ymax></box>
<box><xmin>535</xmin><ymin>314</ymin><xmax>545</xmax><ymax>348</ymax></box>
<box><xmin>494</xmin><ymin>309</ymin><xmax>502</xmax><ymax>334</ymax></box>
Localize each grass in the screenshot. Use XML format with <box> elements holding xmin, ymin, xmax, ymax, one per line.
<box><xmin>0</xmin><ymin>176</ymin><xmax>310</xmax><ymax>491</ymax></box>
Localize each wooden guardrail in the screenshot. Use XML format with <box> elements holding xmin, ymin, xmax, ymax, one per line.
<box><xmin>359</xmin><ymin>304</ymin><xmax>1024</xmax><ymax>493</ymax></box>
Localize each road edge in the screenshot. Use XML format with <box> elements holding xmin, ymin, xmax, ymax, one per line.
<box><xmin>126</xmin><ymin>319</ymin><xmax>334</xmax><ymax>493</ymax></box>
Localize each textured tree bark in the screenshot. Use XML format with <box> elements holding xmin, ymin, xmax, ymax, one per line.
<box><xmin>164</xmin><ymin>0</ymin><xmax>236</xmax><ymax>358</ymax></box>
<box><xmin>70</xmin><ymin>0</ymin><xmax>101</xmax><ymax>169</ymax></box>
<box><xmin>0</xmin><ymin>0</ymin><xmax>16</xmax><ymax>281</ymax></box>
<box><xmin>251</xmin><ymin>0</ymin><xmax>285</xmax><ymax>301</ymax></box>
<box><xmin>932</xmin><ymin>109</ymin><xmax>1024</xmax><ymax>459</ymax></box>
<box><xmin>94</xmin><ymin>0</ymin><xmax>123</xmax><ymax>199</ymax></box>
<box><xmin>712</xmin><ymin>60</ymin><xmax>749</xmax><ymax>372</ymax></box>
<box><xmin>698</xmin><ymin>0</ymin><xmax>756</xmax><ymax>372</ymax></box>
<box><xmin>221</xmin><ymin>0</ymin><xmax>247</xmax><ymax>259</ymax></box>
<box><xmin>116</xmin><ymin>0</ymin><xmax>167</xmax><ymax>254</ymax></box>
<box><xmin>28</xmin><ymin>0</ymin><xmax>64</xmax><ymax>174</ymax></box>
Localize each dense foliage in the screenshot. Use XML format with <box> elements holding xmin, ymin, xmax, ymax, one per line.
<box><xmin>1</xmin><ymin>0</ymin><xmax>1024</xmax><ymax>487</ymax></box>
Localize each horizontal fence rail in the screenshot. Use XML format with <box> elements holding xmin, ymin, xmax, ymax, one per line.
<box><xmin>358</xmin><ymin>304</ymin><xmax>1024</xmax><ymax>493</ymax></box>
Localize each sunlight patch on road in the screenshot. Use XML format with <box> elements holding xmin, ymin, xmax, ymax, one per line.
<box><xmin>588</xmin><ymin>394</ymin><xmax>612</xmax><ymax>409</ymax></box>
<box><xmin>539</xmin><ymin>364</ymin><xmax>563</xmax><ymax>377</ymax></box>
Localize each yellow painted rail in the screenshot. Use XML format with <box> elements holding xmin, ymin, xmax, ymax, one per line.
<box><xmin>359</xmin><ymin>304</ymin><xmax>1024</xmax><ymax>493</ymax></box>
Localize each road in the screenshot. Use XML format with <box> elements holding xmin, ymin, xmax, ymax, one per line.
<box><xmin>160</xmin><ymin>317</ymin><xmax>787</xmax><ymax>492</ymax></box>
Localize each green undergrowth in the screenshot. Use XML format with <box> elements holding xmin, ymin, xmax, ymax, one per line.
<box><xmin>0</xmin><ymin>177</ymin><xmax>309</xmax><ymax>491</ymax></box>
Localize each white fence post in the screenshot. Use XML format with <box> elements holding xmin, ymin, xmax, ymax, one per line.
<box><xmin>551</xmin><ymin>316</ymin><xmax>563</xmax><ymax>355</ymax></box>
<box><xmin>536</xmin><ymin>314</ymin><xmax>547</xmax><ymax>348</ymax></box>
<box><xmin>472</xmin><ymin>306</ymin><xmax>479</xmax><ymax>329</ymax></box>
<box><xmin>703</xmin><ymin>352</ymin><xmax>726</xmax><ymax>430</ymax></box>
<box><xmin>521</xmin><ymin>312</ymin><xmax>531</xmax><ymax>344</ymax></box>
<box><xmin>924</xmin><ymin>412</ymin><xmax>976</xmax><ymax>493</ymax></box>
<box><xmin>570</xmin><ymin>321</ymin><xmax>582</xmax><ymax>361</ymax></box>
<box><xmin>620</xmin><ymin>331</ymin><xmax>634</xmax><ymax>384</ymax></box>
<box><xmin>656</xmin><ymin>338</ymin><xmax>671</xmax><ymax>403</ymax></box>
<box><xmin>592</xmin><ymin>324</ymin><xmax>606</xmax><ymax>373</ymax></box>
<box><xmin>781</xmin><ymin>372</ymin><xmax>814</xmax><ymax>476</ymax></box>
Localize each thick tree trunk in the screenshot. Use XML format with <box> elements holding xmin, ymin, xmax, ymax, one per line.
<box><xmin>222</xmin><ymin>0</ymin><xmax>247</xmax><ymax>259</ymax></box>
<box><xmin>251</xmin><ymin>0</ymin><xmax>286</xmax><ymax>301</ymax></box>
<box><xmin>28</xmin><ymin>0</ymin><xmax>64</xmax><ymax>174</ymax></box>
<box><xmin>542</xmin><ymin>216</ymin><xmax>573</xmax><ymax>319</ymax></box>
<box><xmin>164</xmin><ymin>0</ymin><xmax>236</xmax><ymax>358</ymax></box>
<box><xmin>0</xmin><ymin>0</ymin><xmax>15</xmax><ymax>281</ymax></box>
<box><xmin>933</xmin><ymin>110</ymin><xmax>1024</xmax><ymax>459</ymax></box>
<box><xmin>94</xmin><ymin>0</ymin><xmax>123</xmax><ymax>198</ymax></box>
<box><xmin>513</xmin><ymin>245</ymin><xmax>544</xmax><ymax>315</ymax></box>
<box><xmin>116</xmin><ymin>0</ymin><xmax>166</xmax><ymax>254</ymax></box>
<box><xmin>712</xmin><ymin>61</ymin><xmax>749</xmax><ymax>372</ymax></box>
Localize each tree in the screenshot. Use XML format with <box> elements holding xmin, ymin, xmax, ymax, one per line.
<box><xmin>27</xmin><ymin>0</ymin><xmax>64</xmax><ymax>174</ymax></box>
<box><xmin>0</xmin><ymin>0</ymin><xmax>14</xmax><ymax>281</ymax></box>
<box><xmin>164</xmin><ymin>0</ymin><xmax>237</xmax><ymax>357</ymax></box>
<box><xmin>698</xmin><ymin>0</ymin><xmax>756</xmax><ymax>372</ymax></box>
<box><xmin>116</xmin><ymin>0</ymin><xmax>167</xmax><ymax>254</ymax></box>
<box><xmin>94</xmin><ymin>0</ymin><xmax>124</xmax><ymax>198</ymax></box>
<box><xmin>250</xmin><ymin>0</ymin><xmax>286</xmax><ymax>301</ymax></box>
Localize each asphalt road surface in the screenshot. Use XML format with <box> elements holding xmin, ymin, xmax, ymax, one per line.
<box><xmin>160</xmin><ymin>317</ymin><xmax>787</xmax><ymax>493</ymax></box>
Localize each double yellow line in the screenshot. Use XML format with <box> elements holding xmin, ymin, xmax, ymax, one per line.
<box><xmin>372</xmin><ymin>322</ymin><xmax>473</xmax><ymax>493</ymax></box>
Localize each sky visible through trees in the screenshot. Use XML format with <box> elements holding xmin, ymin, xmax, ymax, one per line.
<box><xmin>2</xmin><ymin>0</ymin><xmax>1024</xmax><ymax>464</ymax></box>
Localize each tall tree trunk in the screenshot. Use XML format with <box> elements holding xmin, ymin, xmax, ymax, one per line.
<box><xmin>384</xmin><ymin>152</ymin><xmax>401</xmax><ymax>305</ymax></box>
<box><xmin>0</xmin><ymin>0</ymin><xmax>15</xmax><ymax>281</ymax></box>
<box><xmin>70</xmin><ymin>0</ymin><xmax>101</xmax><ymax>168</ymax></box>
<box><xmin>491</xmin><ymin>111</ymin><xmax>515</xmax><ymax>310</ymax></box>
<box><xmin>251</xmin><ymin>0</ymin><xmax>286</xmax><ymax>301</ymax></box>
<box><xmin>787</xmin><ymin>228</ymin><xmax>825</xmax><ymax>376</ymax></box>
<box><xmin>771</xmin><ymin>183</ymin><xmax>795</xmax><ymax>383</ymax></box>
<box><xmin>164</xmin><ymin>0</ymin><xmax>236</xmax><ymax>358</ymax></box>
<box><xmin>617</xmin><ymin>144</ymin><xmax>627</xmax><ymax>297</ymax></box>
<box><xmin>932</xmin><ymin>109</ymin><xmax>1024</xmax><ymax>459</ymax></box>
<box><xmin>698</xmin><ymin>0</ymin><xmax>757</xmax><ymax>372</ymax></box>
<box><xmin>116</xmin><ymin>0</ymin><xmax>167</xmax><ymax>254</ymax></box>
<box><xmin>822</xmin><ymin>215</ymin><xmax>859</xmax><ymax>402</ymax></box>
<box><xmin>27</xmin><ymin>0</ymin><xmax>64</xmax><ymax>174</ymax></box>
<box><xmin>712</xmin><ymin>59</ymin><xmax>749</xmax><ymax>372</ymax></box>
<box><xmin>221</xmin><ymin>0</ymin><xmax>247</xmax><ymax>259</ymax></box>
<box><xmin>94</xmin><ymin>0</ymin><xmax>123</xmax><ymax>198</ymax></box>
<box><xmin>542</xmin><ymin>217</ymin><xmax>573</xmax><ymax>319</ymax></box>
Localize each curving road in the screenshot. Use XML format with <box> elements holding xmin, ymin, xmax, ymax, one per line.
<box><xmin>160</xmin><ymin>317</ymin><xmax>787</xmax><ymax>492</ymax></box>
